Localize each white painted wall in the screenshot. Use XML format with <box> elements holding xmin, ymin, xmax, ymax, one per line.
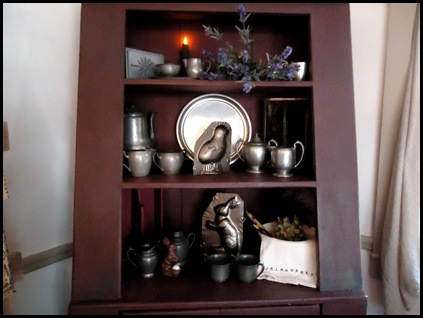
<box><xmin>3</xmin><ymin>3</ymin><xmax>81</xmax><ymax>315</ymax></box>
<box><xmin>2</xmin><ymin>3</ymin><xmax>419</xmax><ymax>315</ymax></box>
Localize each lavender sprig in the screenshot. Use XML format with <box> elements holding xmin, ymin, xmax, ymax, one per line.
<box><xmin>201</xmin><ymin>4</ymin><xmax>299</xmax><ymax>93</ymax></box>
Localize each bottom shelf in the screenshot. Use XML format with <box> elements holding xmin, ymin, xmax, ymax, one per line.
<box><xmin>69</xmin><ymin>255</ymin><xmax>367</xmax><ymax>315</ymax></box>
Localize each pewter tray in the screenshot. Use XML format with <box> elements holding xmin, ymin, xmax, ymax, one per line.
<box><xmin>176</xmin><ymin>94</ymin><xmax>252</xmax><ymax>164</ymax></box>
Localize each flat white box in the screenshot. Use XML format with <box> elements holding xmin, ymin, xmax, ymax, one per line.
<box><xmin>125</xmin><ymin>48</ymin><xmax>164</xmax><ymax>78</ymax></box>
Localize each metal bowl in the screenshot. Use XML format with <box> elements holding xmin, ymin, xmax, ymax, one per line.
<box><xmin>155</xmin><ymin>63</ymin><xmax>181</xmax><ymax>77</ymax></box>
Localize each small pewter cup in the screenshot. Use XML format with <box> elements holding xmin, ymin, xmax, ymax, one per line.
<box><xmin>294</xmin><ymin>62</ymin><xmax>307</xmax><ymax>81</ymax></box>
<box><xmin>205</xmin><ymin>253</ymin><xmax>232</xmax><ymax>283</ymax></box>
<box><xmin>234</xmin><ymin>254</ymin><xmax>264</xmax><ymax>283</ymax></box>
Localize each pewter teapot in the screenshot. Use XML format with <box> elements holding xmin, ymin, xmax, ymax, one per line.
<box><xmin>235</xmin><ymin>133</ymin><xmax>268</xmax><ymax>173</ymax></box>
<box><xmin>124</xmin><ymin>108</ymin><xmax>156</xmax><ymax>151</ymax></box>
<box><xmin>171</xmin><ymin>231</ymin><xmax>195</xmax><ymax>266</ymax></box>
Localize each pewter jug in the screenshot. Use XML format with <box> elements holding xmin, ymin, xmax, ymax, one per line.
<box><xmin>124</xmin><ymin>110</ymin><xmax>156</xmax><ymax>151</ymax></box>
<box><xmin>126</xmin><ymin>243</ymin><xmax>159</xmax><ymax>278</ymax></box>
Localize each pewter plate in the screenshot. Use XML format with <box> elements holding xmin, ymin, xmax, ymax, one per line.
<box><xmin>176</xmin><ymin>94</ymin><xmax>252</xmax><ymax>164</ymax></box>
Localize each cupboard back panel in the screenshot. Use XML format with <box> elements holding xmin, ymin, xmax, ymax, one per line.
<box><xmin>125</xmin><ymin>11</ymin><xmax>310</xmax><ymax>66</ymax></box>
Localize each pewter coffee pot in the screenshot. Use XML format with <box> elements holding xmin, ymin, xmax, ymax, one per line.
<box><xmin>124</xmin><ymin>108</ymin><xmax>156</xmax><ymax>151</ymax></box>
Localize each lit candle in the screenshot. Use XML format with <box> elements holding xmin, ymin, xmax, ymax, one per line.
<box><xmin>181</xmin><ymin>36</ymin><xmax>190</xmax><ymax>59</ymax></box>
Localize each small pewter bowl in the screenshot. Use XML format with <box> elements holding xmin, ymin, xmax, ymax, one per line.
<box><xmin>294</xmin><ymin>62</ymin><xmax>307</xmax><ymax>81</ymax></box>
<box><xmin>155</xmin><ymin>63</ymin><xmax>181</xmax><ymax>77</ymax></box>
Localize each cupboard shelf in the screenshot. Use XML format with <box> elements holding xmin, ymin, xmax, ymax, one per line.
<box><xmin>125</xmin><ymin>79</ymin><xmax>313</xmax><ymax>87</ymax></box>
<box><xmin>119</xmin><ymin>260</ymin><xmax>364</xmax><ymax>311</ymax></box>
<box><xmin>122</xmin><ymin>171</ymin><xmax>316</xmax><ymax>189</ymax></box>
<box><xmin>124</xmin><ymin>79</ymin><xmax>312</xmax><ymax>94</ymax></box>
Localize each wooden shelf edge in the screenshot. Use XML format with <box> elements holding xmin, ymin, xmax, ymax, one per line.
<box><xmin>122</xmin><ymin>172</ymin><xmax>316</xmax><ymax>189</ymax></box>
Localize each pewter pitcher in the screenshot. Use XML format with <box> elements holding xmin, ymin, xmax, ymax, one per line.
<box><xmin>124</xmin><ymin>110</ymin><xmax>156</xmax><ymax>151</ymax></box>
<box><xmin>126</xmin><ymin>243</ymin><xmax>159</xmax><ymax>278</ymax></box>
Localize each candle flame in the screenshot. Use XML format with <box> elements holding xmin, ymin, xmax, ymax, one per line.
<box><xmin>183</xmin><ymin>36</ymin><xmax>188</xmax><ymax>45</ymax></box>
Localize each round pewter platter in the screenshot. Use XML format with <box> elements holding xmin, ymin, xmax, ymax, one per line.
<box><xmin>176</xmin><ymin>94</ymin><xmax>252</xmax><ymax>164</ymax></box>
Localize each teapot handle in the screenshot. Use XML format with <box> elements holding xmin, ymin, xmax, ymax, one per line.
<box><xmin>188</xmin><ymin>232</ymin><xmax>196</xmax><ymax>249</ymax></box>
<box><xmin>234</xmin><ymin>138</ymin><xmax>245</xmax><ymax>162</ymax></box>
<box><xmin>293</xmin><ymin>141</ymin><xmax>305</xmax><ymax>168</ymax></box>
<box><xmin>126</xmin><ymin>247</ymin><xmax>138</xmax><ymax>269</ymax></box>
<box><xmin>123</xmin><ymin>151</ymin><xmax>131</xmax><ymax>172</ymax></box>
<box><xmin>152</xmin><ymin>152</ymin><xmax>163</xmax><ymax>172</ymax></box>
<box><xmin>267</xmin><ymin>139</ymin><xmax>278</xmax><ymax>147</ymax></box>
<box><xmin>203</xmin><ymin>60</ymin><xmax>211</xmax><ymax>73</ymax></box>
<box><xmin>149</xmin><ymin>112</ymin><xmax>156</xmax><ymax>149</ymax></box>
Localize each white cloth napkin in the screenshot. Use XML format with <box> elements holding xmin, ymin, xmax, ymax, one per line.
<box><xmin>257</xmin><ymin>223</ymin><xmax>317</xmax><ymax>288</ymax></box>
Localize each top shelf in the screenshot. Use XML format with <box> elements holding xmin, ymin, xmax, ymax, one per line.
<box><xmin>124</xmin><ymin>79</ymin><xmax>312</xmax><ymax>94</ymax></box>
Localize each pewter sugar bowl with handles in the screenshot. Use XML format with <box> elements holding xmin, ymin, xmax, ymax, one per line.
<box><xmin>270</xmin><ymin>140</ymin><xmax>304</xmax><ymax>177</ymax></box>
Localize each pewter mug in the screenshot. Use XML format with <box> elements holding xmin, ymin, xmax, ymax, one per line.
<box><xmin>183</xmin><ymin>58</ymin><xmax>211</xmax><ymax>79</ymax></box>
<box><xmin>270</xmin><ymin>140</ymin><xmax>304</xmax><ymax>177</ymax></box>
<box><xmin>234</xmin><ymin>254</ymin><xmax>264</xmax><ymax>283</ymax></box>
<box><xmin>124</xmin><ymin>111</ymin><xmax>155</xmax><ymax>151</ymax></box>
<box><xmin>235</xmin><ymin>133</ymin><xmax>268</xmax><ymax>173</ymax></box>
<box><xmin>205</xmin><ymin>253</ymin><xmax>232</xmax><ymax>283</ymax></box>
<box><xmin>172</xmin><ymin>231</ymin><xmax>195</xmax><ymax>266</ymax></box>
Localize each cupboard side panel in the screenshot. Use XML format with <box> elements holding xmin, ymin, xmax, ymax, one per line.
<box><xmin>311</xmin><ymin>5</ymin><xmax>362</xmax><ymax>291</ymax></box>
<box><xmin>72</xmin><ymin>4</ymin><xmax>125</xmax><ymax>301</ymax></box>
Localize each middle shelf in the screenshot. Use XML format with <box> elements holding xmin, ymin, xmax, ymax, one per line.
<box><xmin>122</xmin><ymin>170</ymin><xmax>317</xmax><ymax>189</ymax></box>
